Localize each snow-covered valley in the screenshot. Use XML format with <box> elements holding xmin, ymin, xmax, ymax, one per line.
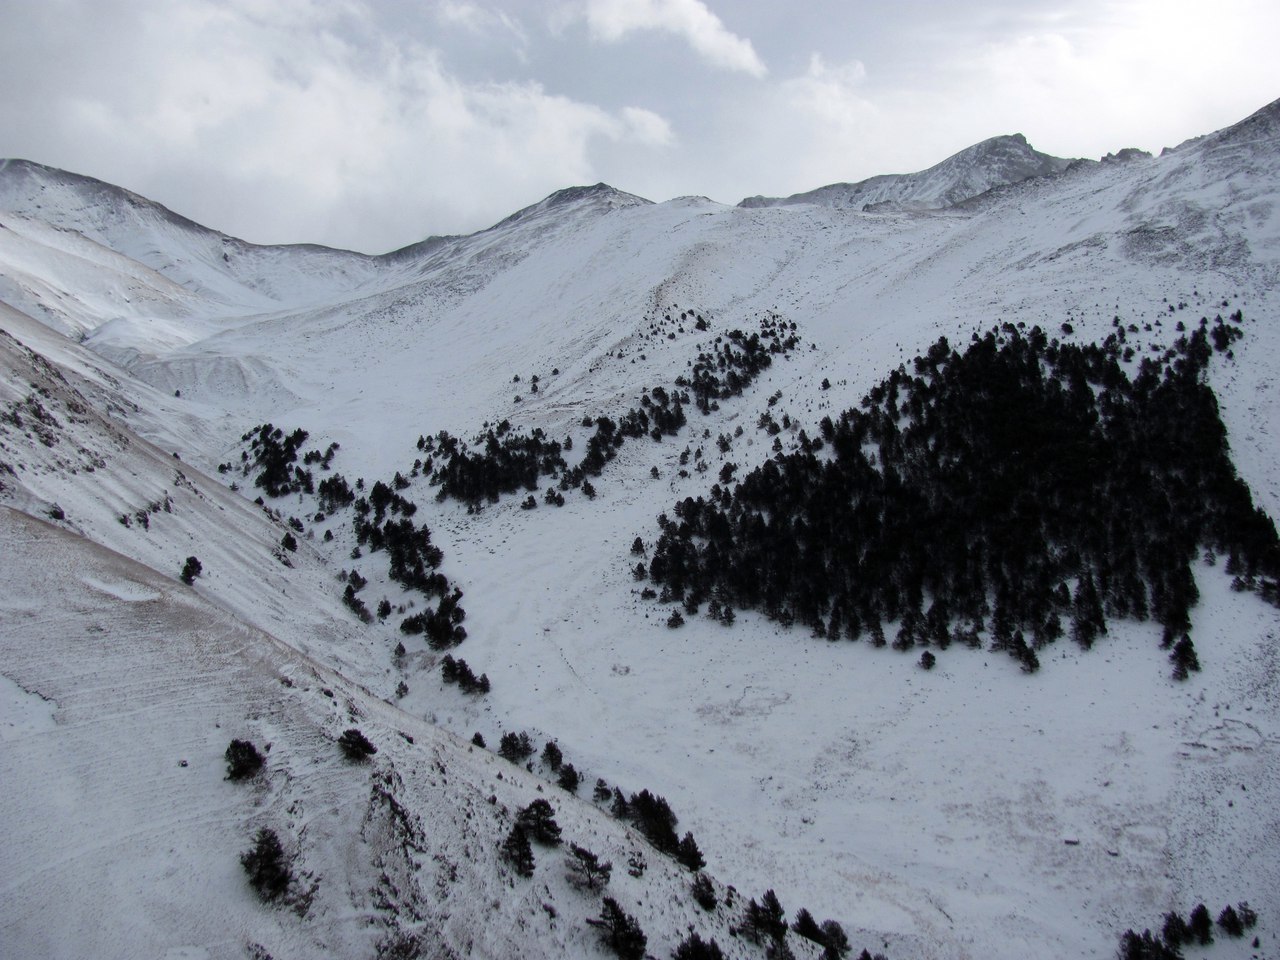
<box><xmin>2</xmin><ymin>100</ymin><xmax>1280</xmax><ymax>960</ymax></box>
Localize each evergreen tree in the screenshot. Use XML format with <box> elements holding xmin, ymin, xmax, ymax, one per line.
<box><xmin>541</xmin><ymin>741</ymin><xmax>563</xmax><ymax>771</ymax></box>
<box><xmin>676</xmin><ymin>832</ymin><xmax>705</xmax><ymax>871</ymax></box>
<box><xmin>672</xmin><ymin>933</ymin><xmax>725</xmax><ymax>960</ymax></box>
<box><xmin>515</xmin><ymin>798</ymin><xmax>562</xmax><ymax>846</ymax></box>
<box><xmin>338</xmin><ymin>728</ymin><xmax>377</xmax><ymax>761</ymax></box>
<box><xmin>586</xmin><ymin>898</ymin><xmax>647</xmax><ymax>960</ymax></box>
<box><xmin>502</xmin><ymin>824</ymin><xmax>535</xmax><ymax>877</ymax></box>
<box><xmin>792</xmin><ymin>908</ymin><xmax>822</xmax><ymax>943</ymax></box>
<box><xmin>1170</xmin><ymin>636</ymin><xmax>1200</xmax><ymax>680</ymax></box>
<box><xmin>564</xmin><ymin>842</ymin><xmax>612</xmax><ymax>892</ymax></box>
<box><xmin>1218</xmin><ymin>904</ymin><xmax>1244</xmax><ymax>937</ymax></box>
<box><xmin>819</xmin><ymin>920</ymin><xmax>852</xmax><ymax>960</ymax></box>
<box><xmin>499</xmin><ymin>731</ymin><xmax>534</xmax><ymax>763</ymax></box>
<box><xmin>691</xmin><ymin>872</ymin><xmax>716</xmax><ymax>910</ymax></box>
<box><xmin>1161</xmin><ymin>911</ymin><xmax>1188</xmax><ymax>948</ymax></box>
<box><xmin>240</xmin><ymin>827</ymin><xmax>290</xmax><ymax>901</ymax></box>
<box><xmin>1188</xmin><ymin>904</ymin><xmax>1214</xmax><ymax>945</ymax></box>
<box><xmin>742</xmin><ymin>890</ymin><xmax>787</xmax><ymax>945</ymax></box>
<box><xmin>225</xmin><ymin>739</ymin><xmax>265</xmax><ymax>780</ymax></box>
<box><xmin>558</xmin><ymin>762</ymin><xmax>582</xmax><ymax>793</ymax></box>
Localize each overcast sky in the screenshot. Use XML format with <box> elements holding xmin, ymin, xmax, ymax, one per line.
<box><xmin>2</xmin><ymin>0</ymin><xmax>1277</xmax><ymax>253</ymax></box>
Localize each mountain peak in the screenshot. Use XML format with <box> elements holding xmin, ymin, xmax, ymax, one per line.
<box><xmin>739</xmin><ymin>132</ymin><xmax>1073</xmax><ymax>213</ymax></box>
<box><xmin>491</xmin><ymin>182</ymin><xmax>651</xmax><ymax>230</ymax></box>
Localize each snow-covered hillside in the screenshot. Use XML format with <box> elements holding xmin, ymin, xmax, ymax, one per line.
<box><xmin>3</xmin><ymin>98</ymin><xmax>1280</xmax><ymax>960</ymax></box>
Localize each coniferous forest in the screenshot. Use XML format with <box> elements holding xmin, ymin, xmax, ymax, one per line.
<box><xmin>644</xmin><ymin>314</ymin><xmax>1280</xmax><ymax>673</ymax></box>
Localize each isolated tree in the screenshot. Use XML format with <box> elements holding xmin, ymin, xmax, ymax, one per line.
<box><xmin>180</xmin><ymin>556</ymin><xmax>202</xmax><ymax>585</ymax></box>
<box><xmin>338</xmin><ymin>728</ymin><xmax>377</xmax><ymax>761</ymax></box>
<box><xmin>471</xmin><ymin>732</ymin><xmax>486</xmax><ymax>748</ymax></box>
<box><xmin>920</xmin><ymin>651</ymin><xmax>936</xmax><ymax>671</ymax></box>
<box><xmin>586</xmin><ymin>897</ymin><xmax>647</xmax><ymax>960</ymax></box>
<box><xmin>541</xmin><ymin>740</ymin><xmax>563</xmax><ymax>771</ymax></box>
<box><xmin>558</xmin><ymin>762</ymin><xmax>582</xmax><ymax>793</ymax></box>
<box><xmin>676</xmin><ymin>831</ymin><xmax>705</xmax><ymax>871</ymax></box>
<box><xmin>240</xmin><ymin>827</ymin><xmax>290</xmax><ymax>901</ymax></box>
<box><xmin>225</xmin><ymin>739</ymin><xmax>265</xmax><ymax>780</ymax></box>
<box><xmin>564</xmin><ymin>842</ymin><xmax>612</xmax><ymax>892</ymax></box>
<box><xmin>516</xmin><ymin>798</ymin><xmax>562</xmax><ymax>846</ymax></box>
<box><xmin>502</xmin><ymin>824</ymin><xmax>535</xmax><ymax>878</ymax></box>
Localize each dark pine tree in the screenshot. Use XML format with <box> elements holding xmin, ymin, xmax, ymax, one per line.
<box><xmin>1188</xmin><ymin>904</ymin><xmax>1214</xmax><ymax>945</ymax></box>
<box><xmin>502</xmin><ymin>824</ymin><xmax>535</xmax><ymax>877</ymax></box>
<box><xmin>586</xmin><ymin>898</ymin><xmax>647</xmax><ymax>960</ymax></box>
<box><xmin>225</xmin><ymin>739</ymin><xmax>265</xmax><ymax>780</ymax></box>
<box><xmin>515</xmin><ymin>798</ymin><xmax>562</xmax><ymax>846</ymax></box>
<box><xmin>240</xmin><ymin>827</ymin><xmax>290</xmax><ymax>901</ymax></box>
<box><xmin>337</xmin><ymin>728</ymin><xmax>377</xmax><ymax>761</ymax></box>
<box><xmin>672</xmin><ymin>933</ymin><xmax>726</xmax><ymax>960</ymax></box>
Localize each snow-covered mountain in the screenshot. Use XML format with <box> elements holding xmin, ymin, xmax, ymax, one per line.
<box><xmin>738</xmin><ymin>133</ymin><xmax>1075</xmax><ymax>212</ymax></box>
<box><xmin>3</xmin><ymin>98</ymin><xmax>1280</xmax><ymax>960</ymax></box>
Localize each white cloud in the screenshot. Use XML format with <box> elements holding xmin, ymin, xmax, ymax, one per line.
<box><xmin>783</xmin><ymin>53</ymin><xmax>872</xmax><ymax>127</ymax></box>
<box><xmin>619</xmin><ymin>106</ymin><xmax>675</xmax><ymax>147</ymax></box>
<box><xmin>577</xmin><ymin>0</ymin><xmax>766</xmax><ymax>76</ymax></box>
<box><xmin>0</xmin><ymin>0</ymin><xmax>674</xmax><ymax>251</ymax></box>
<box><xmin>436</xmin><ymin>0</ymin><xmax>528</xmax><ymax>52</ymax></box>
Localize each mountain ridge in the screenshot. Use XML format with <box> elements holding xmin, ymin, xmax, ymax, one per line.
<box><xmin>738</xmin><ymin>132</ymin><xmax>1076</xmax><ymax>213</ymax></box>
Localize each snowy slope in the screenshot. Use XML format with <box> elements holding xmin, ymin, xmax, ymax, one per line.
<box><xmin>3</xmin><ymin>98</ymin><xmax>1280</xmax><ymax>960</ymax></box>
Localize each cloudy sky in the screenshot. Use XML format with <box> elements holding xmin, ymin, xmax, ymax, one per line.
<box><xmin>2</xmin><ymin>0</ymin><xmax>1277</xmax><ymax>252</ymax></box>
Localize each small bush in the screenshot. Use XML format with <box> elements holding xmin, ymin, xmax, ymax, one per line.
<box><xmin>225</xmin><ymin>739</ymin><xmax>265</xmax><ymax>780</ymax></box>
<box><xmin>180</xmin><ymin>556</ymin><xmax>203</xmax><ymax>585</ymax></box>
<box><xmin>338</xmin><ymin>728</ymin><xmax>377</xmax><ymax>761</ymax></box>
